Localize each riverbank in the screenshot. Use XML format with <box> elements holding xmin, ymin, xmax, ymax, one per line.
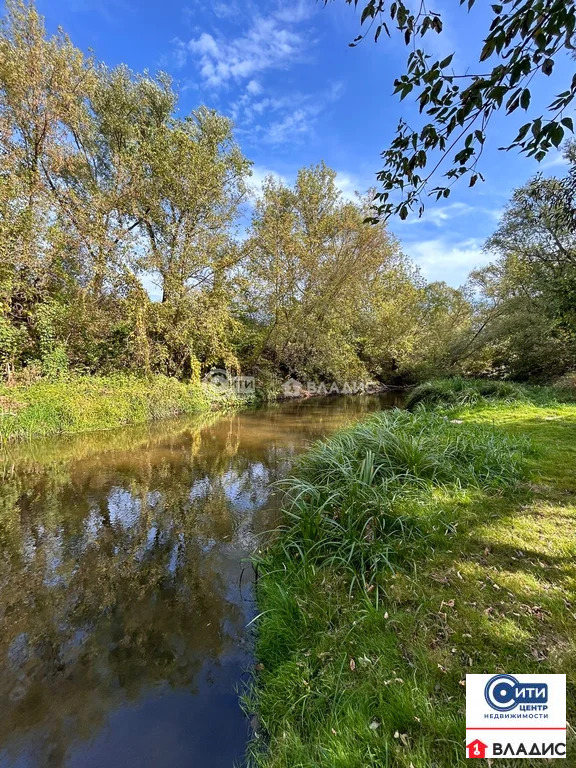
<box><xmin>248</xmin><ymin>381</ymin><xmax>576</xmax><ymax>767</ymax></box>
<box><xmin>0</xmin><ymin>374</ymin><xmax>241</xmax><ymax>443</ymax></box>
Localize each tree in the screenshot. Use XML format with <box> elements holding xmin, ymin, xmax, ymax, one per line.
<box><xmin>0</xmin><ymin>0</ymin><xmax>93</xmax><ymax>373</ymax></box>
<box><xmin>325</xmin><ymin>0</ymin><xmax>576</xmax><ymax>220</ymax></box>
<box><xmin>243</xmin><ymin>163</ymin><xmax>408</xmax><ymax>381</ymax></box>
<box><xmin>137</xmin><ymin>107</ymin><xmax>250</xmax><ymax>376</ymax></box>
<box><xmin>0</xmin><ymin>1</ymin><xmax>251</xmax><ymax>380</ymax></box>
<box><xmin>468</xmin><ymin>143</ymin><xmax>576</xmax><ymax>378</ymax></box>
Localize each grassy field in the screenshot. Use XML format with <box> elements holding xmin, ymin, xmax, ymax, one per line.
<box><xmin>247</xmin><ymin>381</ymin><xmax>576</xmax><ymax>767</ymax></box>
<box><xmin>0</xmin><ymin>373</ymin><xmax>240</xmax><ymax>442</ymax></box>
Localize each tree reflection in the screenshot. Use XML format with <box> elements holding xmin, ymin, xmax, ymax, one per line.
<box><xmin>0</xmin><ymin>394</ymin><xmax>399</xmax><ymax>766</ymax></box>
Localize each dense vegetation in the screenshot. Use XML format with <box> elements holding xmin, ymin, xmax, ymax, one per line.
<box><xmin>248</xmin><ymin>380</ymin><xmax>576</xmax><ymax>767</ymax></box>
<box><xmin>0</xmin><ymin>373</ymin><xmax>240</xmax><ymax>442</ymax></box>
<box><xmin>1</xmin><ymin>0</ymin><xmax>575</xmax><ymax>398</ymax></box>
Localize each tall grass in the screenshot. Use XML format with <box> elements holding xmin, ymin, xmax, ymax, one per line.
<box><xmin>405</xmin><ymin>377</ymin><xmax>528</xmax><ymax>410</ymax></box>
<box><xmin>258</xmin><ymin>409</ymin><xmax>528</xmax><ymax>593</ymax></box>
<box><xmin>404</xmin><ymin>376</ymin><xmax>575</xmax><ymax>410</ymax></box>
<box><xmin>247</xmin><ymin>390</ymin><xmax>575</xmax><ymax>768</ymax></box>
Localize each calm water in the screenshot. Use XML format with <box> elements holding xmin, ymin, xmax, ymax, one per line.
<box><xmin>0</xmin><ymin>393</ymin><xmax>402</xmax><ymax>768</ymax></box>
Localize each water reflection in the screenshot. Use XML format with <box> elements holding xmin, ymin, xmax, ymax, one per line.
<box><xmin>0</xmin><ymin>393</ymin><xmax>401</xmax><ymax>768</ymax></box>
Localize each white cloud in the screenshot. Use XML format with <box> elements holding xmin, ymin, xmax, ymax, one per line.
<box><xmin>406</xmin><ymin>237</ymin><xmax>489</xmax><ymax>286</ymax></box>
<box><xmin>170</xmin><ymin>38</ymin><xmax>188</xmax><ymax>70</ymax></box>
<box><xmin>183</xmin><ymin>0</ymin><xmax>240</xmax><ymax>23</ymax></box>
<box><xmin>246</xmin><ymin>165</ymin><xmax>288</xmax><ymax>197</ymax></box>
<box><xmin>232</xmin><ymin>82</ymin><xmax>343</xmax><ymax>146</ymax></box>
<box><xmin>404</xmin><ymin>201</ymin><xmax>500</xmax><ymax>228</ymax></box>
<box><xmin>246</xmin><ymin>79</ymin><xmax>263</xmax><ymax>95</ymax></box>
<box><xmin>274</xmin><ymin>0</ymin><xmax>314</xmax><ymax>24</ymax></box>
<box><xmin>212</xmin><ymin>1</ymin><xmax>238</xmax><ymax>19</ymax></box>
<box><xmin>264</xmin><ymin>108</ymin><xmax>315</xmax><ymax>144</ymax></box>
<box><xmin>541</xmin><ymin>150</ymin><xmax>569</xmax><ymax>170</ymax></box>
<box><xmin>187</xmin><ymin>14</ymin><xmax>305</xmax><ymax>89</ymax></box>
<box><xmin>334</xmin><ymin>171</ymin><xmax>373</xmax><ymax>202</ymax></box>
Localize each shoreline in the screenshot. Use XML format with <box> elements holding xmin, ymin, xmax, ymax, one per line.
<box><xmin>0</xmin><ymin>375</ymin><xmax>408</xmax><ymax>443</ymax></box>
<box><xmin>0</xmin><ymin>373</ymin><xmax>242</xmax><ymax>444</ymax></box>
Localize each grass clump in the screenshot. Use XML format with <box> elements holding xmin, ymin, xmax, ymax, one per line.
<box><xmin>274</xmin><ymin>410</ymin><xmax>527</xmax><ymax>588</ymax></box>
<box><xmin>405</xmin><ymin>377</ymin><xmax>531</xmax><ymax>410</ymax></box>
<box><xmin>248</xmin><ymin>391</ymin><xmax>576</xmax><ymax>768</ymax></box>
<box><xmin>0</xmin><ymin>373</ymin><xmax>238</xmax><ymax>442</ymax></box>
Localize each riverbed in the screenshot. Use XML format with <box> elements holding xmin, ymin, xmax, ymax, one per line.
<box><xmin>0</xmin><ymin>393</ymin><xmax>401</xmax><ymax>768</ymax></box>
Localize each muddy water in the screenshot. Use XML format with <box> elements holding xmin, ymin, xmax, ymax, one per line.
<box><xmin>0</xmin><ymin>393</ymin><xmax>402</xmax><ymax>768</ymax></box>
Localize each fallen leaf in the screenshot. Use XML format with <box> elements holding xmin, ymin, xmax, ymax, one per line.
<box><xmin>349</xmin><ymin>658</ymin><xmax>356</xmax><ymax>671</ymax></box>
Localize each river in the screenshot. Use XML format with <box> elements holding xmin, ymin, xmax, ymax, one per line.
<box><xmin>0</xmin><ymin>393</ymin><xmax>402</xmax><ymax>768</ymax></box>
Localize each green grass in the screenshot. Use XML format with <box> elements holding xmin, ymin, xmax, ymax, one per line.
<box><xmin>0</xmin><ymin>373</ymin><xmax>240</xmax><ymax>442</ymax></box>
<box><xmin>247</xmin><ymin>386</ymin><xmax>576</xmax><ymax>767</ymax></box>
<box><xmin>405</xmin><ymin>376</ymin><xmax>573</xmax><ymax>410</ymax></box>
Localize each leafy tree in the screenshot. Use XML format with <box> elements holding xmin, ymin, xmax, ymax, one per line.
<box><xmin>326</xmin><ymin>0</ymin><xmax>576</xmax><ymax>220</ymax></box>
<box><xmin>468</xmin><ymin>143</ymin><xmax>576</xmax><ymax>378</ymax></box>
<box><xmin>0</xmin><ymin>1</ymin><xmax>251</xmax><ymax>380</ymax></box>
<box><xmin>136</xmin><ymin>108</ymin><xmax>250</xmax><ymax>376</ymax></box>
<box><xmin>243</xmin><ymin>163</ymin><xmax>408</xmax><ymax>381</ymax></box>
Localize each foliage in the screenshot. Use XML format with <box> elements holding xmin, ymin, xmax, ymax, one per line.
<box><xmin>405</xmin><ymin>376</ymin><xmax>531</xmax><ymax>409</ymax></box>
<box><xmin>0</xmin><ymin>1</ymin><xmax>249</xmax><ymax>381</ymax></box>
<box><xmin>0</xmin><ymin>373</ymin><xmax>238</xmax><ymax>442</ymax></box>
<box><xmin>326</xmin><ymin>0</ymin><xmax>576</xmax><ymax>220</ymax></box>
<box><xmin>244</xmin><ymin>165</ymin><xmax>405</xmax><ymax>381</ymax></box>
<box><xmin>1</xmin><ymin>1</ymin><xmax>575</xmax><ymax>392</ymax></box>
<box><xmin>247</xmin><ymin>393</ymin><xmax>576</xmax><ymax>767</ymax></box>
<box><xmin>466</xmin><ymin>143</ymin><xmax>576</xmax><ymax>379</ymax></box>
<box><xmin>243</xmin><ymin>165</ymin><xmax>478</xmax><ymax>383</ymax></box>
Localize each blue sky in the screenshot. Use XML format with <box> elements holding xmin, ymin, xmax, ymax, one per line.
<box><xmin>36</xmin><ymin>0</ymin><xmax>574</xmax><ymax>286</ymax></box>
